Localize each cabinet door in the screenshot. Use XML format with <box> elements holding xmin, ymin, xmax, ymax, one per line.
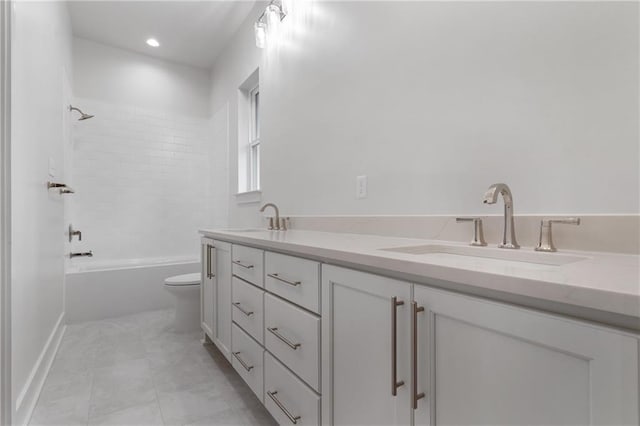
<box><xmin>213</xmin><ymin>240</ymin><xmax>232</xmax><ymax>361</ymax></box>
<box><xmin>413</xmin><ymin>285</ymin><xmax>639</xmax><ymax>426</ymax></box>
<box><xmin>322</xmin><ymin>265</ymin><xmax>412</xmax><ymax>426</ymax></box>
<box><xmin>200</xmin><ymin>238</ymin><xmax>215</xmax><ymax>339</ymax></box>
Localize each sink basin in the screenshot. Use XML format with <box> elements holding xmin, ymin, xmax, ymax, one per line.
<box><xmin>380</xmin><ymin>244</ymin><xmax>587</xmax><ymax>266</ymax></box>
<box><xmin>222</xmin><ymin>228</ymin><xmax>265</xmax><ymax>233</ymax></box>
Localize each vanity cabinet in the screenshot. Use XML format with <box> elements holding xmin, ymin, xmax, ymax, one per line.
<box><xmin>201</xmin><ymin>238</ymin><xmax>215</xmax><ymax>339</ymax></box>
<box><xmin>202</xmin><ymin>234</ymin><xmax>639</xmax><ymax>426</ymax></box>
<box><xmin>321</xmin><ymin>265</ymin><xmax>412</xmax><ymax>426</ymax></box>
<box><xmin>201</xmin><ymin>238</ymin><xmax>232</xmax><ymax>361</ymax></box>
<box><xmin>322</xmin><ymin>264</ymin><xmax>639</xmax><ymax>426</ymax></box>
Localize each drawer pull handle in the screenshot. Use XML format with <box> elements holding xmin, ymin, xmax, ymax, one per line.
<box><xmin>268</xmin><ymin>273</ymin><xmax>301</xmax><ymax>287</ymax></box>
<box><xmin>411</xmin><ymin>301</ymin><xmax>426</xmax><ymax>409</ymax></box>
<box><xmin>232</xmin><ymin>351</ymin><xmax>254</xmax><ymax>372</ymax></box>
<box><xmin>266</xmin><ymin>390</ymin><xmax>301</xmax><ymax>424</ymax></box>
<box><xmin>391</xmin><ymin>296</ymin><xmax>405</xmax><ymax>396</ymax></box>
<box><xmin>232</xmin><ymin>260</ymin><xmax>254</xmax><ymax>269</ymax></box>
<box><xmin>232</xmin><ymin>302</ymin><xmax>254</xmax><ymax>317</ymax></box>
<box><xmin>206</xmin><ymin>244</ymin><xmax>215</xmax><ymax>279</ymax></box>
<box><xmin>267</xmin><ymin>327</ymin><xmax>301</xmax><ymax>350</ymax></box>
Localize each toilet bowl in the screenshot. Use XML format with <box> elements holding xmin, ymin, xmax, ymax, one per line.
<box><xmin>164</xmin><ymin>272</ymin><xmax>200</xmax><ymax>332</ymax></box>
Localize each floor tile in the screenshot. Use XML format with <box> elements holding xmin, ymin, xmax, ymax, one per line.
<box><xmin>30</xmin><ymin>393</ymin><xmax>90</xmax><ymax>426</ymax></box>
<box><xmin>30</xmin><ymin>309</ymin><xmax>277</xmax><ymax>426</ymax></box>
<box><xmin>88</xmin><ymin>400</ymin><xmax>164</xmax><ymax>426</ymax></box>
<box><xmin>156</xmin><ymin>382</ymin><xmax>231</xmax><ymax>425</ymax></box>
<box><xmin>89</xmin><ymin>358</ymin><xmax>157</xmax><ymax>418</ymax></box>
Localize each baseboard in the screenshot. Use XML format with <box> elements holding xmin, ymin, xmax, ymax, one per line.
<box><xmin>14</xmin><ymin>312</ymin><xmax>66</xmax><ymax>426</ymax></box>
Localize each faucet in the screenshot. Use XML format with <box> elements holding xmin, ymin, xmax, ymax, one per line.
<box><xmin>482</xmin><ymin>183</ymin><xmax>519</xmax><ymax>249</ymax></box>
<box><xmin>260</xmin><ymin>203</ymin><xmax>281</xmax><ymax>230</ymax></box>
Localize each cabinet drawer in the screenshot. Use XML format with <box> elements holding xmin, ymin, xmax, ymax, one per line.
<box><xmin>264</xmin><ymin>294</ymin><xmax>320</xmax><ymax>391</ymax></box>
<box><xmin>232</xmin><ymin>277</ymin><xmax>264</xmax><ymax>343</ymax></box>
<box><xmin>265</xmin><ymin>252</ymin><xmax>320</xmax><ymax>313</ymax></box>
<box><xmin>231</xmin><ymin>323</ymin><xmax>264</xmax><ymax>403</ymax></box>
<box><xmin>264</xmin><ymin>352</ymin><xmax>320</xmax><ymax>426</ymax></box>
<box><xmin>232</xmin><ymin>245</ymin><xmax>264</xmax><ymax>287</ymax></box>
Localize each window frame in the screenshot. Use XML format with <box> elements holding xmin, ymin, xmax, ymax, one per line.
<box><xmin>248</xmin><ymin>84</ymin><xmax>260</xmax><ymax>191</ymax></box>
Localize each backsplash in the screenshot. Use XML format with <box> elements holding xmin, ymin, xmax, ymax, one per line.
<box><xmin>69</xmin><ymin>98</ymin><xmax>228</xmax><ymax>262</ymax></box>
<box><xmin>286</xmin><ymin>215</ymin><xmax>640</xmax><ymax>255</ymax></box>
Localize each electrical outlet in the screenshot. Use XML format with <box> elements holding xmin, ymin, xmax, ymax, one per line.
<box><xmin>356</xmin><ymin>175</ymin><xmax>367</xmax><ymax>199</ymax></box>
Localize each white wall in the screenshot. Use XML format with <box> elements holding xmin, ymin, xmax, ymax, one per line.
<box><xmin>71</xmin><ymin>39</ymin><xmax>226</xmax><ymax>263</ymax></box>
<box><xmin>73</xmin><ymin>37</ymin><xmax>211</xmax><ymax>118</ymax></box>
<box><xmin>210</xmin><ymin>1</ymin><xmax>639</xmax><ymax>226</ymax></box>
<box><xmin>209</xmin><ymin>2</ymin><xmax>264</xmax><ymax>227</ymax></box>
<box><xmin>10</xmin><ymin>1</ymin><xmax>72</xmax><ymax>422</ymax></box>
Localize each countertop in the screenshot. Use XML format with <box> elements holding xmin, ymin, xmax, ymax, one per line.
<box><xmin>199</xmin><ymin>228</ymin><xmax>640</xmax><ymax>331</ymax></box>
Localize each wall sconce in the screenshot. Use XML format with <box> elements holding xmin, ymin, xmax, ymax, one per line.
<box><xmin>254</xmin><ymin>0</ymin><xmax>287</xmax><ymax>48</ymax></box>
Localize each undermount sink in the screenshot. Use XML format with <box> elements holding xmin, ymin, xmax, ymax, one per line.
<box><xmin>380</xmin><ymin>244</ymin><xmax>587</xmax><ymax>266</ymax></box>
<box><xmin>222</xmin><ymin>228</ymin><xmax>265</xmax><ymax>233</ymax></box>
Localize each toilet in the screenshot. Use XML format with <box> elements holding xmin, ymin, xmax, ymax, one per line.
<box><xmin>163</xmin><ymin>272</ymin><xmax>201</xmax><ymax>332</ymax></box>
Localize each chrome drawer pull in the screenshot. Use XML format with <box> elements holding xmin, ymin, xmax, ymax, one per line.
<box><xmin>266</xmin><ymin>390</ymin><xmax>301</xmax><ymax>424</ymax></box>
<box><xmin>267</xmin><ymin>327</ymin><xmax>301</xmax><ymax>350</ymax></box>
<box><xmin>232</xmin><ymin>351</ymin><xmax>254</xmax><ymax>372</ymax></box>
<box><xmin>267</xmin><ymin>273</ymin><xmax>301</xmax><ymax>287</ymax></box>
<box><xmin>232</xmin><ymin>260</ymin><xmax>254</xmax><ymax>269</ymax></box>
<box><xmin>232</xmin><ymin>302</ymin><xmax>254</xmax><ymax>316</ymax></box>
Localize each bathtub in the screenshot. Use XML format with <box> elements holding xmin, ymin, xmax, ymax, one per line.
<box><xmin>65</xmin><ymin>257</ymin><xmax>200</xmax><ymax>323</ymax></box>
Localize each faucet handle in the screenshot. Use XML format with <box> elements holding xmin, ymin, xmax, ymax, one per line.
<box><xmin>535</xmin><ymin>217</ymin><xmax>580</xmax><ymax>252</ymax></box>
<box><xmin>456</xmin><ymin>217</ymin><xmax>487</xmax><ymax>247</ymax></box>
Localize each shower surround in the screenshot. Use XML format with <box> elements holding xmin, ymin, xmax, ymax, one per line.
<box><xmin>68</xmin><ymin>98</ymin><xmax>228</xmax><ymax>265</ymax></box>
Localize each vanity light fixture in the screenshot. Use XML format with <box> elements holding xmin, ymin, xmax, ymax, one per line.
<box><xmin>254</xmin><ymin>0</ymin><xmax>287</xmax><ymax>48</ymax></box>
<box><xmin>146</xmin><ymin>38</ymin><xmax>160</xmax><ymax>47</ymax></box>
<box><xmin>254</xmin><ymin>21</ymin><xmax>267</xmax><ymax>49</ymax></box>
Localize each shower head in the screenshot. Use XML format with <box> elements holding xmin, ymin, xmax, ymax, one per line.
<box><xmin>69</xmin><ymin>105</ymin><xmax>94</xmax><ymax>121</ymax></box>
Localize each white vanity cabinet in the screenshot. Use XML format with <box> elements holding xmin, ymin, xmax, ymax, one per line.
<box><xmin>201</xmin><ymin>238</ymin><xmax>215</xmax><ymax>339</ymax></box>
<box><xmin>201</xmin><ymin>238</ymin><xmax>232</xmax><ymax>361</ymax></box>
<box><xmin>321</xmin><ymin>265</ymin><xmax>412</xmax><ymax>426</ymax></box>
<box><xmin>322</xmin><ymin>264</ymin><xmax>640</xmax><ymax>426</ymax></box>
<box><xmin>412</xmin><ymin>285</ymin><xmax>640</xmax><ymax>426</ymax></box>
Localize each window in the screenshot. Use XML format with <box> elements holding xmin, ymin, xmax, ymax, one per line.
<box><xmin>249</xmin><ymin>85</ymin><xmax>260</xmax><ymax>191</ymax></box>
<box><xmin>237</xmin><ymin>68</ymin><xmax>260</xmax><ymax>197</ymax></box>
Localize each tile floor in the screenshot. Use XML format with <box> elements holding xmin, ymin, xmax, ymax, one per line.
<box><xmin>29</xmin><ymin>309</ymin><xmax>277</xmax><ymax>426</ymax></box>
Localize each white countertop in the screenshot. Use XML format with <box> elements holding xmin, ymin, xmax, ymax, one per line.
<box><xmin>199</xmin><ymin>228</ymin><xmax>640</xmax><ymax>328</ymax></box>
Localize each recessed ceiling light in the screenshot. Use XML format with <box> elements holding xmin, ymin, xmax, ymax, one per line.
<box><xmin>146</xmin><ymin>38</ymin><xmax>160</xmax><ymax>47</ymax></box>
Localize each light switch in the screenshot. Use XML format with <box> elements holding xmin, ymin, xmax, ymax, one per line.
<box><xmin>48</xmin><ymin>157</ymin><xmax>57</xmax><ymax>177</ymax></box>
<box><xmin>356</xmin><ymin>175</ymin><xmax>367</xmax><ymax>199</ymax></box>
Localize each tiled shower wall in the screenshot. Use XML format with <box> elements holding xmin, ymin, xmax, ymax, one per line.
<box><xmin>69</xmin><ymin>98</ymin><xmax>228</xmax><ymax>262</ymax></box>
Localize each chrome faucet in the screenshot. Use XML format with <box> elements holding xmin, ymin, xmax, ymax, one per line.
<box><xmin>260</xmin><ymin>203</ymin><xmax>281</xmax><ymax>230</ymax></box>
<box><xmin>483</xmin><ymin>183</ymin><xmax>519</xmax><ymax>249</ymax></box>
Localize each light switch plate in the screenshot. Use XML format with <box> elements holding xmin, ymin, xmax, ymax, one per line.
<box><xmin>48</xmin><ymin>157</ymin><xmax>57</xmax><ymax>177</ymax></box>
<box><xmin>356</xmin><ymin>175</ymin><xmax>367</xmax><ymax>199</ymax></box>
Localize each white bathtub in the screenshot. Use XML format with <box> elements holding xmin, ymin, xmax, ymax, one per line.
<box><xmin>65</xmin><ymin>257</ymin><xmax>200</xmax><ymax>323</ymax></box>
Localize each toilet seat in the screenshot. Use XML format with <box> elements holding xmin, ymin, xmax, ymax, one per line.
<box><xmin>164</xmin><ymin>272</ymin><xmax>200</xmax><ymax>286</ymax></box>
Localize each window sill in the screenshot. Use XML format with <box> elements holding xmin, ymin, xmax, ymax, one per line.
<box><xmin>235</xmin><ymin>190</ymin><xmax>262</xmax><ymax>204</ymax></box>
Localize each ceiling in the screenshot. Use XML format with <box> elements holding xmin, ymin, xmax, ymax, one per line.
<box><xmin>68</xmin><ymin>1</ymin><xmax>257</xmax><ymax>69</ymax></box>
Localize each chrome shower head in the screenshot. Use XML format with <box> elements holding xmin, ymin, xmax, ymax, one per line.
<box><xmin>69</xmin><ymin>105</ymin><xmax>94</xmax><ymax>121</ymax></box>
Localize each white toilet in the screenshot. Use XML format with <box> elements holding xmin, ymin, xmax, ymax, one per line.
<box><xmin>163</xmin><ymin>273</ymin><xmax>201</xmax><ymax>332</ymax></box>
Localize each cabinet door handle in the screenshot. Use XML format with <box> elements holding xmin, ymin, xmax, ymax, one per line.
<box><xmin>232</xmin><ymin>351</ymin><xmax>254</xmax><ymax>372</ymax></box>
<box><xmin>267</xmin><ymin>327</ymin><xmax>301</xmax><ymax>350</ymax></box>
<box><xmin>411</xmin><ymin>301</ymin><xmax>425</xmax><ymax>409</ymax></box>
<box><xmin>232</xmin><ymin>302</ymin><xmax>254</xmax><ymax>316</ymax></box>
<box><xmin>267</xmin><ymin>273</ymin><xmax>301</xmax><ymax>287</ymax></box>
<box><xmin>266</xmin><ymin>390</ymin><xmax>301</xmax><ymax>424</ymax></box>
<box><xmin>206</xmin><ymin>244</ymin><xmax>215</xmax><ymax>278</ymax></box>
<box><xmin>232</xmin><ymin>260</ymin><xmax>254</xmax><ymax>269</ymax></box>
<box><xmin>391</xmin><ymin>296</ymin><xmax>405</xmax><ymax>396</ymax></box>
